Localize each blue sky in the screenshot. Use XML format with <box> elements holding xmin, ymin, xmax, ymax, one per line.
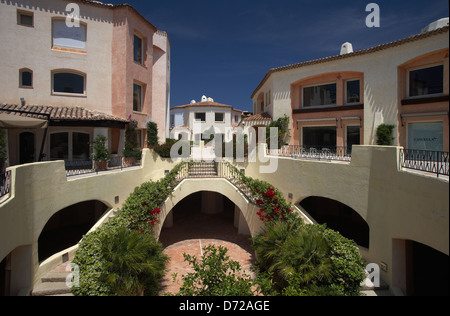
<box><xmin>105</xmin><ymin>0</ymin><xmax>448</xmax><ymax>112</ymax></box>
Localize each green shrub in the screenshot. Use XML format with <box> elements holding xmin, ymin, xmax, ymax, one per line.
<box><xmin>174</xmin><ymin>245</ymin><xmax>256</xmax><ymax>296</ymax></box>
<box><xmin>146</xmin><ymin>121</ymin><xmax>159</xmax><ymax>147</ymax></box>
<box><xmin>376</xmin><ymin>124</ymin><xmax>395</xmax><ymax>145</ymax></box>
<box><xmin>100</xmin><ymin>226</ymin><xmax>168</xmax><ymax>296</ymax></box>
<box><xmin>72</xmin><ymin>163</ymin><xmax>186</xmax><ymax>296</ymax></box>
<box><xmin>251</xmin><ymin>222</ymin><xmax>365</xmax><ymax>296</ymax></box>
<box><xmin>92</xmin><ymin>135</ymin><xmax>109</xmax><ymax>162</ymax></box>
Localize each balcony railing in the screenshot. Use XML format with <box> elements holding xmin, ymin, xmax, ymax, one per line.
<box><xmin>267</xmin><ymin>145</ymin><xmax>352</xmax><ymax>162</ymax></box>
<box><xmin>0</xmin><ymin>170</ymin><xmax>11</xmax><ymax>201</ymax></box>
<box><xmin>400</xmin><ymin>149</ymin><xmax>449</xmax><ymax>178</ymax></box>
<box><xmin>64</xmin><ymin>156</ymin><xmax>141</xmax><ymax>177</ymax></box>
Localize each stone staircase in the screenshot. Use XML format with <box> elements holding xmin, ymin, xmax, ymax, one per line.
<box><xmin>32</xmin><ymin>261</ymin><xmax>74</xmax><ymax>296</ymax></box>
<box><xmin>188</xmin><ymin>161</ymin><xmax>218</xmax><ymax>177</ymax></box>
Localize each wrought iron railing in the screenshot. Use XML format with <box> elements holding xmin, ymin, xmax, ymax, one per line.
<box><xmin>64</xmin><ymin>156</ymin><xmax>142</xmax><ymax>177</ymax></box>
<box><xmin>400</xmin><ymin>149</ymin><xmax>449</xmax><ymax>178</ymax></box>
<box><xmin>267</xmin><ymin>145</ymin><xmax>352</xmax><ymax>162</ymax></box>
<box><xmin>0</xmin><ymin>170</ymin><xmax>11</xmax><ymax>200</ymax></box>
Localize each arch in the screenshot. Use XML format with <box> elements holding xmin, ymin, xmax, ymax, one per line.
<box><xmin>299</xmin><ymin>196</ymin><xmax>369</xmax><ymax>248</ymax></box>
<box><xmin>153</xmin><ymin>178</ymin><xmax>264</xmax><ymax>240</ymax></box>
<box><xmin>37</xmin><ymin>200</ymin><xmax>109</xmax><ymax>263</ymax></box>
<box><xmin>159</xmin><ymin>191</ymin><xmax>249</xmax><ymax>246</ymax></box>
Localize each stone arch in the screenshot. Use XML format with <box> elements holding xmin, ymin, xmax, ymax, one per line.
<box><xmin>299</xmin><ymin>196</ymin><xmax>370</xmax><ymax>248</ymax></box>
<box><xmin>153</xmin><ymin>178</ymin><xmax>264</xmax><ymax>240</ymax></box>
<box><xmin>37</xmin><ymin>200</ymin><xmax>110</xmax><ymax>263</ymax></box>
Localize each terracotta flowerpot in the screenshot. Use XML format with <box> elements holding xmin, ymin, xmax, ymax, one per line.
<box><xmin>124</xmin><ymin>157</ymin><xmax>136</xmax><ymax>167</ymax></box>
<box><xmin>95</xmin><ymin>161</ymin><xmax>108</xmax><ymax>171</ymax></box>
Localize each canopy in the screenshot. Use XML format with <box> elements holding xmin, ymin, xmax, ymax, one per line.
<box><xmin>0</xmin><ymin>113</ymin><xmax>48</xmax><ymax>129</ymax></box>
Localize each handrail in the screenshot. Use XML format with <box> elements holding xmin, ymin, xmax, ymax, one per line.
<box><xmin>267</xmin><ymin>145</ymin><xmax>352</xmax><ymax>162</ymax></box>
<box><xmin>0</xmin><ymin>170</ymin><xmax>12</xmax><ymax>200</ymax></box>
<box><xmin>400</xmin><ymin>148</ymin><xmax>449</xmax><ymax>178</ymax></box>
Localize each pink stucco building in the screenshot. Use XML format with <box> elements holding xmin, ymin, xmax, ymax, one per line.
<box><xmin>0</xmin><ymin>0</ymin><xmax>170</xmax><ymax>166</ymax></box>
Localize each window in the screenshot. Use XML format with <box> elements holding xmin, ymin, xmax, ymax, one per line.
<box><xmin>346</xmin><ymin>126</ymin><xmax>360</xmax><ymax>152</ymax></box>
<box><xmin>19</xmin><ymin>69</ymin><xmax>33</xmax><ymax>88</ymax></box>
<box><xmin>17</xmin><ymin>10</ymin><xmax>33</xmax><ymax>27</ymax></box>
<box><xmin>72</xmin><ymin>132</ymin><xmax>90</xmax><ymax>160</ymax></box>
<box><xmin>303</xmin><ymin>126</ymin><xmax>337</xmax><ymax>148</ymax></box>
<box><xmin>303</xmin><ymin>83</ymin><xmax>337</xmax><ymax>107</ymax></box>
<box><xmin>50</xmin><ymin>133</ymin><xmax>69</xmax><ymax>160</ymax></box>
<box><xmin>195</xmin><ymin>113</ymin><xmax>206</xmax><ymax>122</ymax></box>
<box><xmin>346</xmin><ymin>80</ymin><xmax>360</xmax><ymax>104</ymax></box>
<box><xmin>215</xmin><ymin>112</ymin><xmax>224</xmax><ymax>122</ymax></box>
<box><xmin>133</xmin><ymin>83</ymin><xmax>143</xmax><ymax>112</ymax></box>
<box><xmin>134</xmin><ymin>34</ymin><xmax>143</xmax><ymax>64</ymax></box>
<box><xmin>53</xmin><ymin>71</ymin><xmax>85</xmax><ymax>94</ymax></box>
<box><xmin>407</xmin><ymin>122</ymin><xmax>443</xmax><ymax>151</ymax></box>
<box><xmin>409</xmin><ymin>65</ymin><xmax>444</xmax><ymax>97</ymax></box>
<box><xmin>52</xmin><ymin>20</ymin><xmax>86</xmax><ymax>50</ymax></box>
<box><xmin>50</xmin><ymin>131</ymin><xmax>90</xmax><ymax>161</ymax></box>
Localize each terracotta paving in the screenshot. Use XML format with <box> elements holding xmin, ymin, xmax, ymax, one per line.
<box><xmin>158</xmin><ymin>193</ymin><xmax>256</xmax><ymax>295</ymax></box>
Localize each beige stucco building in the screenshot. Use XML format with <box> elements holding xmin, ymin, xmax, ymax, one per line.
<box><xmin>251</xmin><ymin>21</ymin><xmax>449</xmax><ymax>152</ymax></box>
<box><xmin>0</xmin><ymin>0</ymin><xmax>170</xmax><ymax>166</ymax></box>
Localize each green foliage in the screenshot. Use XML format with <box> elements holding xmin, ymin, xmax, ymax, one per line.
<box><xmin>0</xmin><ymin>129</ymin><xmax>7</xmax><ymax>163</ymax></box>
<box><xmin>124</xmin><ymin>120</ymin><xmax>141</xmax><ymax>158</ymax></box>
<box><xmin>146</xmin><ymin>121</ymin><xmax>159</xmax><ymax>147</ymax></box>
<box><xmin>100</xmin><ymin>226</ymin><xmax>168</xmax><ymax>296</ymax></box>
<box><xmin>154</xmin><ymin>138</ymin><xmax>191</xmax><ymax>158</ymax></box>
<box><xmin>251</xmin><ymin>222</ymin><xmax>365</xmax><ymax>296</ymax></box>
<box><xmin>266</xmin><ymin>115</ymin><xmax>290</xmax><ymax>149</ymax></box>
<box><xmin>174</xmin><ymin>245</ymin><xmax>257</xmax><ymax>296</ymax></box>
<box><xmin>226</xmin><ymin>163</ymin><xmax>300</xmax><ymax>226</ymax></box>
<box><xmin>92</xmin><ymin>135</ymin><xmax>109</xmax><ymax>162</ymax></box>
<box><xmin>72</xmin><ymin>163</ymin><xmax>187</xmax><ymax>296</ymax></box>
<box><xmin>376</xmin><ymin>124</ymin><xmax>395</xmax><ymax>145</ymax></box>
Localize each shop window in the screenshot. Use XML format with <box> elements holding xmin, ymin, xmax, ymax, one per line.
<box><xmin>303</xmin><ymin>126</ymin><xmax>337</xmax><ymax>148</ymax></box>
<box><xmin>407</xmin><ymin>122</ymin><xmax>443</xmax><ymax>151</ymax></box>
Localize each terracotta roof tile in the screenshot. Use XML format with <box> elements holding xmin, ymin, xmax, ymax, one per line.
<box><xmin>243</xmin><ymin>112</ymin><xmax>272</xmax><ymax>121</ymax></box>
<box><xmin>0</xmin><ymin>104</ymin><xmax>128</xmax><ymax>123</ymax></box>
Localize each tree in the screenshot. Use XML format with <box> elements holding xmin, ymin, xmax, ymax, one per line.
<box><xmin>146</xmin><ymin>121</ymin><xmax>159</xmax><ymax>147</ymax></box>
<box><xmin>175</xmin><ymin>245</ymin><xmax>256</xmax><ymax>296</ymax></box>
<box><xmin>376</xmin><ymin>124</ymin><xmax>395</xmax><ymax>145</ymax></box>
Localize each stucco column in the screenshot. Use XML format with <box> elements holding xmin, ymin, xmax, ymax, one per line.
<box><xmin>201</xmin><ymin>191</ymin><xmax>223</xmax><ymax>214</ymax></box>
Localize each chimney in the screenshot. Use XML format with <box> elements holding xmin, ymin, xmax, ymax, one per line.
<box><xmin>340</xmin><ymin>42</ymin><xmax>354</xmax><ymax>55</ymax></box>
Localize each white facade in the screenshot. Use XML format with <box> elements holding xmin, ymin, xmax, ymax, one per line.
<box><xmin>170</xmin><ymin>96</ymin><xmax>242</xmax><ymax>142</ymax></box>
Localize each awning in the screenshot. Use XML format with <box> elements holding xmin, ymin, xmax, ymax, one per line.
<box><xmin>0</xmin><ymin>113</ymin><xmax>48</xmax><ymax>129</ymax></box>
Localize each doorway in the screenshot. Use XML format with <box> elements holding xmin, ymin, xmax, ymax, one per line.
<box><xmin>19</xmin><ymin>132</ymin><xmax>35</xmax><ymax>164</ymax></box>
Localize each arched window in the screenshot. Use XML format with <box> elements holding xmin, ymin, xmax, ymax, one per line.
<box><xmin>19</xmin><ymin>68</ymin><xmax>33</xmax><ymax>88</ymax></box>
<box><xmin>52</xmin><ymin>70</ymin><xmax>86</xmax><ymax>95</ymax></box>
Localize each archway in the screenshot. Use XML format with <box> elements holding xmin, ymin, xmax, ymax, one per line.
<box><xmin>393</xmin><ymin>239</ymin><xmax>449</xmax><ymax>296</ymax></box>
<box><xmin>157</xmin><ymin>189</ymin><xmax>255</xmax><ymax>295</ymax></box>
<box><xmin>159</xmin><ymin>191</ymin><xmax>250</xmax><ymax>247</ymax></box>
<box><xmin>299</xmin><ymin>196</ymin><xmax>369</xmax><ymax>248</ymax></box>
<box><xmin>38</xmin><ymin>200</ymin><xmax>109</xmax><ymax>263</ymax></box>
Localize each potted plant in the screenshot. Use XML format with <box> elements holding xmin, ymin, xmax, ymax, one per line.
<box><xmin>92</xmin><ymin>135</ymin><xmax>109</xmax><ymax>171</ymax></box>
<box><xmin>123</xmin><ymin>119</ymin><xmax>142</xmax><ymax>167</ymax></box>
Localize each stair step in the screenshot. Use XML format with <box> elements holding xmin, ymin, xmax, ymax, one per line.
<box><xmin>32</xmin><ymin>282</ymin><xmax>73</xmax><ymax>296</ymax></box>
<box><xmin>42</xmin><ymin>272</ymin><xmax>70</xmax><ymax>283</ymax></box>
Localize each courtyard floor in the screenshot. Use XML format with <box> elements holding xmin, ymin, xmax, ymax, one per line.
<box><xmin>157</xmin><ymin>193</ymin><xmax>256</xmax><ymax>295</ymax></box>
